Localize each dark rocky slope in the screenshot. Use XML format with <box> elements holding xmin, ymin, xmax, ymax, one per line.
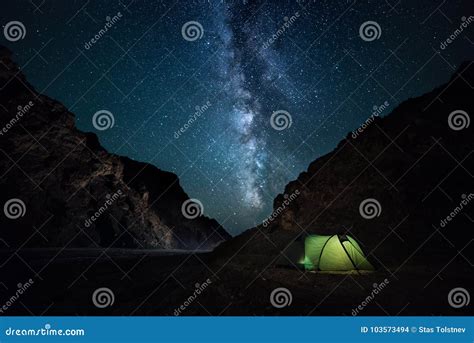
<box><xmin>0</xmin><ymin>46</ymin><xmax>230</xmax><ymax>249</ymax></box>
<box><xmin>216</xmin><ymin>61</ymin><xmax>474</xmax><ymax>268</ymax></box>
<box><xmin>1</xmin><ymin>51</ymin><xmax>472</xmax><ymax>316</ymax></box>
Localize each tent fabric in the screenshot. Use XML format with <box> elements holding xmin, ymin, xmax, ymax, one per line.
<box><xmin>304</xmin><ymin>235</ymin><xmax>331</xmax><ymax>270</ymax></box>
<box><xmin>277</xmin><ymin>234</ymin><xmax>374</xmax><ymax>271</ymax></box>
<box><xmin>319</xmin><ymin>235</ymin><xmax>356</xmax><ymax>270</ymax></box>
<box><xmin>343</xmin><ymin>236</ymin><xmax>374</xmax><ymax>270</ymax></box>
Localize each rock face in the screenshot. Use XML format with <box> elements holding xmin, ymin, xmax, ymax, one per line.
<box><xmin>0</xmin><ymin>46</ymin><xmax>230</xmax><ymax>249</ymax></box>
<box><xmin>216</xmin><ymin>61</ymin><xmax>473</xmax><ymax>266</ymax></box>
<box><xmin>265</xmin><ymin>61</ymin><xmax>474</xmax><ymax>264</ymax></box>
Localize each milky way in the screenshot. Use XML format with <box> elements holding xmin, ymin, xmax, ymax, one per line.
<box><xmin>213</xmin><ymin>1</ymin><xmax>293</xmax><ymax>210</ymax></box>
<box><xmin>2</xmin><ymin>0</ymin><xmax>472</xmax><ymax>234</ymax></box>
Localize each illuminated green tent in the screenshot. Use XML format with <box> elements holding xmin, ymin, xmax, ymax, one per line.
<box><xmin>277</xmin><ymin>234</ymin><xmax>374</xmax><ymax>271</ymax></box>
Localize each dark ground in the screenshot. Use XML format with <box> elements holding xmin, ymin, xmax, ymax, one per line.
<box><xmin>1</xmin><ymin>231</ymin><xmax>472</xmax><ymax>316</ymax></box>
<box><xmin>0</xmin><ymin>34</ymin><xmax>473</xmax><ymax>320</ymax></box>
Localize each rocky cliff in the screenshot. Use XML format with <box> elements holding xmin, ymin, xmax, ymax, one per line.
<box><xmin>0</xmin><ymin>46</ymin><xmax>230</xmax><ymax>250</ymax></box>
<box><xmin>216</xmin><ymin>61</ymin><xmax>473</xmax><ymax>266</ymax></box>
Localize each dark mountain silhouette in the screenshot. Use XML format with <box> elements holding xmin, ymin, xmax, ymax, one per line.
<box><xmin>0</xmin><ymin>46</ymin><xmax>230</xmax><ymax>250</ymax></box>
<box><xmin>215</xmin><ymin>60</ymin><xmax>473</xmax><ymax>269</ymax></box>
<box><xmin>0</xmin><ymin>45</ymin><xmax>472</xmax><ymax>316</ymax></box>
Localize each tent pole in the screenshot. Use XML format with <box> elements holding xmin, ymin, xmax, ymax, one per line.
<box><xmin>316</xmin><ymin>235</ymin><xmax>334</xmax><ymax>271</ymax></box>
<box><xmin>338</xmin><ymin>235</ymin><xmax>360</xmax><ymax>274</ymax></box>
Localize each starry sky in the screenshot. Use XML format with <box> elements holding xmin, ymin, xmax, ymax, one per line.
<box><xmin>2</xmin><ymin>0</ymin><xmax>473</xmax><ymax>235</ymax></box>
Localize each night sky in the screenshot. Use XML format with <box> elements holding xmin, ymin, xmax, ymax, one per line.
<box><xmin>2</xmin><ymin>0</ymin><xmax>473</xmax><ymax>235</ymax></box>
